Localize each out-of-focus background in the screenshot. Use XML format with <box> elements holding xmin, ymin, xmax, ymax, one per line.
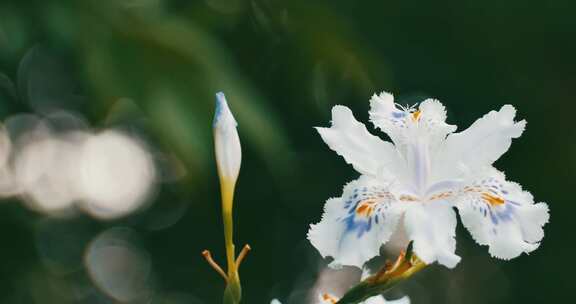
<box><xmin>0</xmin><ymin>0</ymin><xmax>573</xmax><ymax>303</ymax></box>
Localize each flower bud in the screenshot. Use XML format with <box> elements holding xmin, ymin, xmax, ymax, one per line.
<box><xmin>213</xmin><ymin>92</ymin><xmax>242</xmax><ymax>186</ymax></box>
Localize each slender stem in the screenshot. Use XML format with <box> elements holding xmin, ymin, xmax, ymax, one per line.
<box><xmin>220</xmin><ymin>180</ymin><xmax>237</xmax><ymax>276</ymax></box>
<box><xmin>219</xmin><ymin>180</ymin><xmax>243</xmax><ymax>304</ymax></box>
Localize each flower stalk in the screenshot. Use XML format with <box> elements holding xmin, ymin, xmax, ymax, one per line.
<box><xmin>203</xmin><ymin>92</ymin><xmax>250</xmax><ymax>304</ymax></box>
<box><xmin>336</xmin><ymin>242</ymin><xmax>427</xmax><ymax>304</ymax></box>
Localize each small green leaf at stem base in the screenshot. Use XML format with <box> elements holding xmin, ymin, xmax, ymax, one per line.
<box><xmin>223</xmin><ymin>274</ymin><xmax>242</xmax><ymax>304</ymax></box>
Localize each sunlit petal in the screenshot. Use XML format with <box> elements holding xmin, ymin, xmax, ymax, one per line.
<box><xmin>454</xmin><ymin>168</ymin><xmax>549</xmax><ymax>259</ymax></box>
<box><xmin>369</xmin><ymin>92</ymin><xmax>456</xmax><ymax>147</ymax></box>
<box><xmin>308</xmin><ymin>175</ymin><xmax>404</xmax><ymax>268</ymax></box>
<box><xmin>435</xmin><ymin>105</ymin><xmax>525</xmax><ymax>181</ymax></box>
<box><xmin>403</xmin><ymin>203</ymin><xmax>461</xmax><ymax>268</ymax></box>
<box><xmin>316</xmin><ymin>105</ymin><xmax>403</xmax><ymax>179</ymax></box>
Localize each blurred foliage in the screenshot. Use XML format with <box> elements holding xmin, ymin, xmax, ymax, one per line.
<box><xmin>0</xmin><ymin>0</ymin><xmax>574</xmax><ymax>303</ymax></box>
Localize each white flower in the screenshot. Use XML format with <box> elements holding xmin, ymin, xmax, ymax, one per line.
<box><xmin>270</xmin><ymin>294</ymin><xmax>408</xmax><ymax>304</ymax></box>
<box><xmin>213</xmin><ymin>92</ymin><xmax>242</xmax><ymax>186</ymax></box>
<box><xmin>364</xmin><ymin>295</ymin><xmax>410</xmax><ymax>304</ymax></box>
<box><xmin>315</xmin><ymin>293</ymin><xmax>405</xmax><ymax>304</ymax></box>
<box><xmin>308</xmin><ymin>92</ymin><xmax>549</xmax><ymax>268</ymax></box>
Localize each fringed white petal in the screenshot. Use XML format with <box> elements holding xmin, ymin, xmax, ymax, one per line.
<box><xmin>316</xmin><ymin>105</ymin><xmax>402</xmax><ymax>178</ymax></box>
<box><xmin>314</xmin><ymin>292</ymin><xmax>408</xmax><ymax>304</ymax></box>
<box><xmin>416</xmin><ymin>99</ymin><xmax>457</xmax><ymax>146</ymax></box>
<box><xmin>435</xmin><ymin>105</ymin><xmax>526</xmax><ymax>181</ymax></box>
<box><xmin>308</xmin><ymin>176</ymin><xmax>404</xmax><ymax>268</ymax></box>
<box><xmin>362</xmin><ymin>296</ymin><xmax>389</xmax><ymax>304</ymax></box>
<box><xmin>454</xmin><ymin>168</ymin><xmax>549</xmax><ymax>260</ymax></box>
<box><xmin>368</xmin><ymin>92</ymin><xmax>404</xmax><ymax>145</ymax></box>
<box><xmin>403</xmin><ymin>203</ymin><xmax>461</xmax><ymax>268</ymax></box>
<box><xmin>364</xmin><ymin>296</ymin><xmax>410</xmax><ymax>304</ymax></box>
<box><xmin>369</xmin><ymin>93</ymin><xmax>456</xmax><ymax>148</ymax></box>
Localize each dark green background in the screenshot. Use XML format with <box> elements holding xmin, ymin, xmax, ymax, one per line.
<box><xmin>0</xmin><ymin>0</ymin><xmax>573</xmax><ymax>303</ymax></box>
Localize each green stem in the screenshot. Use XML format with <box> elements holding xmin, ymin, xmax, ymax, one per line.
<box><xmin>220</xmin><ymin>181</ymin><xmax>242</xmax><ymax>304</ymax></box>
<box><xmin>222</xmin><ymin>190</ymin><xmax>236</xmax><ymax>276</ymax></box>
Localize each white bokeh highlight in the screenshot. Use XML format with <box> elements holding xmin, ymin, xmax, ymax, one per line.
<box><xmin>77</xmin><ymin>130</ymin><xmax>156</xmax><ymax>219</ymax></box>
<box><xmin>85</xmin><ymin>227</ymin><xmax>154</xmax><ymax>302</ymax></box>
<box><xmin>0</xmin><ymin>112</ymin><xmax>157</xmax><ymax>219</ymax></box>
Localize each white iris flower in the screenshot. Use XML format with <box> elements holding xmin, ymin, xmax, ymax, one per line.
<box><xmin>308</xmin><ymin>91</ymin><xmax>549</xmax><ymax>269</ymax></box>
<box><xmin>270</xmin><ymin>294</ymin><xmax>408</xmax><ymax>304</ymax></box>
